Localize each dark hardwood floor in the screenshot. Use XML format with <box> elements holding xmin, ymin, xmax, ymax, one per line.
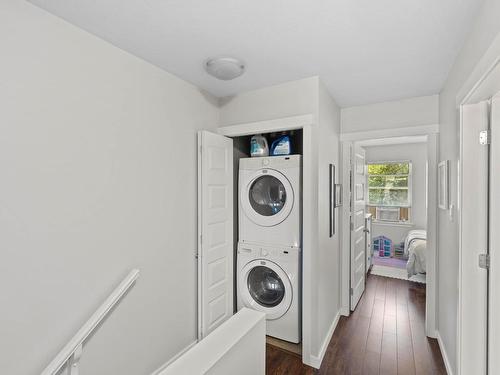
<box><xmin>266</xmin><ymin>274</ymin><xmax>447</xmax><ymax>375</ymax></box>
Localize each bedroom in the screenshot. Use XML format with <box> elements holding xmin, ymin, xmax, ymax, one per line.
<box><xmin>361</xmin><ymin>137</ymin><xmax>428</xmax><ymax>284</ymax></box>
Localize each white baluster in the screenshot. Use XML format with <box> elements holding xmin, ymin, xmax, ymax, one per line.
<box><xmin>66</xmin><ymin>344</ymin><xmax>83</xmax><ymax>375</ymax></box>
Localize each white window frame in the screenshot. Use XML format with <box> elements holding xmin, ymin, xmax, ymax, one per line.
<box><xmin>366</xmin><ymin>160</ymin><xmax>413</xmax><ymax>223</ymax></box>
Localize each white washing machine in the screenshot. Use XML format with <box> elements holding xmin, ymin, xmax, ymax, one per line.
<box><xmin>239</xmin><ymin>155</ymin><xmax>301</xmax><ymax>248</ymax></box>
<box><xmin>237</xmin><ymin>242</ymin><xmax>301</xmax><ymax>343</ymax></box>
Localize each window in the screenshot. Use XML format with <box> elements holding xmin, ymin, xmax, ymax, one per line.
<box><xmin>367</xmin><ymin>161</ymin><xmax>411</xmax><ymax>223</ymax></box>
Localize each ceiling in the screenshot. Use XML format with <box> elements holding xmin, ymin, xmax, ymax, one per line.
<box><xmin>29</xmin><ymin>0</ymin><xmax>484</xmax><ymax>107</ymax></box>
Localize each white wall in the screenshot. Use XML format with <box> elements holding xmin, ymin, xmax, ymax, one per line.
<box><xmin>314</xmin><ymin>81</ymin><xmax>342</xmax><ymax>359</ymax></box>
<box><xmin>341</xmin><ymin>95</ymin><xmax>439</xmax><ymax>133</ymax></box>
<box><xmin>0</xmin><ymin>1</ymin><xmax>219</xmax><ymax>374</ymax></box>
<box><xmin>438</xmin><ymin>0</ymin><xmax>500</xmax><ymax>373</ymax></box>
<box><xmin>364</xmin><ymin>142</ymin><xmax>427</xmax><ymax>245</ymax></box>
<box><xmin>219</xmin><ymin>77</ymin><xmax>318</xmax><ymax>126</ymax></box>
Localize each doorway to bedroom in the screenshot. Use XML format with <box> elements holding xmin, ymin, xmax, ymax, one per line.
<box><xmin>341</xmin><ymin>130</ymin><xmax>438</xmax><ymax>337</ymax></box>
<box><xmin>359</xmin><ymin>136</ymin><xmax>428</xmax><ymax>285</ymax></box>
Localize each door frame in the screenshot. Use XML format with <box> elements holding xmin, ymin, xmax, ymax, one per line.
<box><xmin>340</xmin><ymin>125</ymin><xmax>439</xmax><ymax>339</ymax></box>
<box><xmin>456</xmin><ymin>34</ymin><xmax>500</xmax><ymax>375</ymax></box>
<box><xmin>216</xmin><ymin>114</ymin><xmax>316</xmax><ymax>367</ymax></box>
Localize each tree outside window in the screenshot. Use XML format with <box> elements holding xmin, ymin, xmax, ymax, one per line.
<box><xmin>367</xmin><ymin>162</ymin><xmax>411</xmax><ymax>222</ymax></box>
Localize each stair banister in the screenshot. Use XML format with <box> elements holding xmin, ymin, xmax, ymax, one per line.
<box><xmin>41</xmin><ymin>269</ymin><xmax>140</xmax><ymax>375</ymax></box>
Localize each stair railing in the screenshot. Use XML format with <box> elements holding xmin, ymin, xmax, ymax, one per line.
<box><xmin>41</xmin><ymin>269</ymin><xmax>140</xmax><ymax>375</ymax></box>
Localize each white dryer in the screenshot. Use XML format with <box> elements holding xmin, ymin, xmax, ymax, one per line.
<box><xmin>239</xmin><ymin>155</ymin><xmax>301</xmax><ymax>248</ymax></box>
<box><xmin>237</xmin><ymin>242</ymin><xmax>301</xmax><ymax>343</ymax></box>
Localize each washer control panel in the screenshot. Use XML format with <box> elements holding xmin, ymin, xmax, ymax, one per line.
<box><xmin>237</xmin><ymin>243</ymin><xmax>301</xmax><ymax>261</ymax></box>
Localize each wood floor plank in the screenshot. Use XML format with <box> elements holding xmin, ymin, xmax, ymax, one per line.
<box><xmin>410</xmin><ymin>317</ymin><xmax>435</xmax><ymax>375</ymax></box>
<box><xmin>266</xmin><ymin>274</ymin><xmax>448</xmax><ymax>375</ymax></box>
<box><xmin>380</xmin><ymin>330</ymin><xmax>398</xmax><ymax>375</ymax></box>
<box><xmin>375</xmin><ymin>276</ymin><xmax>387</xmax><ymax>301</ymax></box>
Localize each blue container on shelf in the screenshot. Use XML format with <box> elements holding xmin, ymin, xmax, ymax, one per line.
<box><xmin>270</xmin><ymin>134</ymin><xmax>292</xmax><ymax>156</ymax></box>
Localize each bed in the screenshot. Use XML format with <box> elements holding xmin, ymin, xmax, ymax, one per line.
<box><xmin>404</xmin><ymin>230</ymin><xmax>427</xmax><ymax>278</ymax></box>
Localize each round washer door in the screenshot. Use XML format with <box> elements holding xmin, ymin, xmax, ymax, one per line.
<box><xmin>239</xmin><ymin>259</ymin><xmax>292</xmax><ymax>320</ymax></box>
<box><xmin>240</xmin><ymin>169</ymin><xmax>294</xmax><ymax>227</ymax></box>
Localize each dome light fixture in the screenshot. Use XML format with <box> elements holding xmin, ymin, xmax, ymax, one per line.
<box><xmin>205</xmin><ymin>57</ymin><xmax>245</xmax><ymax>80</ymax></box>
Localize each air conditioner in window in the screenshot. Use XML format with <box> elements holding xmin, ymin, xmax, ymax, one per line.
<box><xmin>376</xmin><ymin>207</ymin><xmax>400</xmax><ymax>222</ymax></box>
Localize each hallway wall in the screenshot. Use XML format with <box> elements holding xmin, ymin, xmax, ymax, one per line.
<box><xmin>0</xmin><ymin>1</ymin><xmax>219</xmax><ymax>374</ymax></box>
<box><xmin>341</xmin><ymin>95</ymin><xmax>439</xmax><ymax>133</ymax></box>
<box><xmin>438</xmin><ymin>0</ymin><xmax>500</xmax><ymax>373</ymax></box>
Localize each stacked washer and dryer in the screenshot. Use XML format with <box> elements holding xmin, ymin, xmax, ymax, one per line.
<box><xmin>237</xmin><ymin>154</ymin><xmax>302</xmax><ymax>343</ymax></box>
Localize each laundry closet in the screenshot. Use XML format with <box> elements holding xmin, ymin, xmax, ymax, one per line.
<box><xmin>230</xmin><ymin>130</ymin><xmax>303</xmax><ymax>345</ymax></box>
<box><xmin>197</xmin><ymin>122</ymin><xmax>308</xmax><ymax>354</ymax></box>
<box><xmin>197</xmin><ymin>77</ymin><xmax>342</xmax><ymax>369</ymax></box>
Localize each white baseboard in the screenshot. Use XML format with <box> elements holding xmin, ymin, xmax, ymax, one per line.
<box><xmin>308</xmin><ymin>311</ymin><xmax>341</xmax><ymax>369</ymax></box>
<box><xmin>340</xmin><ymin>306</ymin><xmax>350</xmax><ymax>317</ymax></box>
<box><xmin>436</xmin><ymin>331</ymin><xmax>453</xmax><ymax>375</ymax></box>
<box><xmin>150</xmin><ymin>340</ymin><xmax>197</xmax><ymax>375</ymax></box>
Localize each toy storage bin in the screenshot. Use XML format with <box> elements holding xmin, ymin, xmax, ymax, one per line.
<box><xmin>373</xmin><ymin>236</ymin><xmax>393</xmax><ymax>257</ymax></box>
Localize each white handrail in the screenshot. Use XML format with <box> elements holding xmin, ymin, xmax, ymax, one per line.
<box><xmin>41</xmin><ymin>269</ymin><xmax>140</xmax><ymax>375</ymax></box>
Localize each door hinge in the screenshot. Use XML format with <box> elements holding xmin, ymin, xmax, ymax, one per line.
<box><xmin>350</xmin><ymin>222</ymin><xmax>354</xmax><ymax>231</ymax></box>
<box><xmin>478</xmin><ymin>253</ymin><xmax>490</xmax><ymax>269</ymax></box>
<box><xmin>479</xmin><ymin>130</ymin><xmax>491</xmax><ymax>145</ymax></box>
<box><xmin>350</xmin><ymin>287</ymin><xmax>353</xmax><ymax>296</ymax></box>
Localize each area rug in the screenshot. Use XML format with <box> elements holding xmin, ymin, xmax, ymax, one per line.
<box><xmin>372</xmin><ymin>252</ymin><xmax>407</xmax><ymax>269</ymax></box>
<box><xmin>370</xmin><ymin>264</ymin><xmax>426</xmax><ymax>284</ymax></box>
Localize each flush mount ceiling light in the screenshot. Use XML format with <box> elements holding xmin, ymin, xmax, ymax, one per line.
<box><xmin>205</xmin><ymin>57</ymin><xmax>245</xmax><ymax>80</ymax></box>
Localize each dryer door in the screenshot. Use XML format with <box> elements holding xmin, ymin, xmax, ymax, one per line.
<box><xmin>241</xmin><ymin>169</ymin><xmax>294</xmax><ymax>227</ymax></box>
<box><xmin>239</xmin><ymin>259</ymin><xmax>292</xmax><ymax>320</ymax></box>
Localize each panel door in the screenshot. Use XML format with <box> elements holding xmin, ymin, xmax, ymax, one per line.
<box><xmin>350</xmin><ymin>144</ymin><xmax>366</xmax><ymax>310</ymax></box>
<box><xmin>198</xmin><ymin>131</ymin><xmax>233</xmax><ymax>339</ymax></box>
<box><xmin>489</xmin><ymin>95</ymin><xmax>500</xmax><ymax>374</ymax></box>
<box><xmin>460</xmin><ymin>102</ymin><xmax>489</xmax><ymax>374</ymax></box>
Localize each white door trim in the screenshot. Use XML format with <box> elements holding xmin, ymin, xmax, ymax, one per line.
<box><xmin>340</xmin><ymin>142</ymin><xmax>352</xmax><ymax>316</ymax></box>
<box><xmin>340</xmin><ymin>129</ymin><xmax>438</xmax><ymax>339</ymax></box>
<box><xmin>340</xmin><ymin>124</ymin><xmax>439</xmax><ymax>142</ymax></box>
<box><xmin>217</xmin><ymin>116</ymin><xmax>316</xmax><ymax>367</ymax></box>
<box><xmin>456</xmin><ymin>32</ymin><xmax>500</xmax><ymax>107</ymax></box>
<box><xmin>425</xmin><ymin>132</ymin><xmax>438</xmax><ymax>338</ymax></box>
<box><xmin>218</xmin><ymin>114</ymin><xmax>314</xmax><ymax>137</ymax></box>
<box><xmin>489</xmin><ymin>96</ymin><xmax>500</xmax><ymax>375</ymax></box>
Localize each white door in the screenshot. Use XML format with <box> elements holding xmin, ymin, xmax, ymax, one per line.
<box><xmin>489</xmin><ymin>95</ymin><xmax>500</xmax><ymax>373</ymax></box>
<box><xmin>460</xmin><ymin>102</ymin><xmax>489</xmax><ymax>374</ymax></box>
<box><xmin>350</xmin><ymin>144</ymin><xmax>366</xmax><ymax>310</ymax></box>
<box><xmin>197</xmin><ymin>131</ymin><xmax>233</xmax><ymax>339</ymax></box>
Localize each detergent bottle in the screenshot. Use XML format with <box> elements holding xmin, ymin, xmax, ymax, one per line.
<box><xmin>270</xmin><ymin>132</ymin><xmax>292</xmax><ymax>156</ymax></box>
<box><xmin>250</xmin><ymin>134</ymin><xmax>269</xmax><ymax>157</ymax></box>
